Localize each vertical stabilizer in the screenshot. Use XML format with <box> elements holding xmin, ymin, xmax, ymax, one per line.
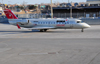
<box><xmin>4</xmin><ymin>9</ymin><xmax>18</xmax><ymax>19</ymax></box>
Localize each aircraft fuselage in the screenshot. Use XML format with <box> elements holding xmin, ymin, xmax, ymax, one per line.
<box><xmin>9</xmin><ymin>18</ymin><xmax>90</xmax><ymax>29</ymax></box>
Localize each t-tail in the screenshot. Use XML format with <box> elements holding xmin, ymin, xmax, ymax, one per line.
<box><xmin>4</xmin><ymin>9</ymin><xmax>18</xmax><ymax>19</ymax></box>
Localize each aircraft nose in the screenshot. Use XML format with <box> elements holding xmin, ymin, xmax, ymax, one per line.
<box><xmin>83</xmin><ymin>23</ymin><xmax>91</xmax><ymax>28</ymax></box>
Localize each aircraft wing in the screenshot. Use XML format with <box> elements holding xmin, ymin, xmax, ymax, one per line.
<box><xmin>17</xmin><ymin>24</ymin><xmax>55</xmax><ymax>30</ymax></box>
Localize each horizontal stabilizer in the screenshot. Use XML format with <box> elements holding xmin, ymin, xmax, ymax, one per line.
<box><xmin>17</xmin><ymin>24</ymin><xmax>21</xmax><ymax>29</ymax></box>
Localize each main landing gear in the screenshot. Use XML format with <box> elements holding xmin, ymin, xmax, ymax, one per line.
<box><xmin>40</xmin><ymin>29</ymin><xmax>48</xmax><ymax>32</ymax></box>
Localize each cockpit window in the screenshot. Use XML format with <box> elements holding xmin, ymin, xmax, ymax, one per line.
<box><xmin>77</xmin><ymin>20</ymin><xmax>81</xmax><ymax>23</ymax></box>
<box><xmin>77</xmin><ymin>21</ymin><xmax>80</xmax><ymax>23</ymax></box>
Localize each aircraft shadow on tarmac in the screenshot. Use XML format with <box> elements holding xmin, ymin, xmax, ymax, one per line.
<box><xmin>0</xmin><ymin>31</ymin><xmax>34</xmax><ymax>34</ymax></box>
<box><xmin>0</xmin><ymin>30</ymin><xmax>80</xmax><ymax>34</ymax></box>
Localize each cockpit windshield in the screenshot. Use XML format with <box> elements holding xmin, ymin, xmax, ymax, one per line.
<box><xmin>77</xmin><ymin>20</ymin><xmax>83</xmax><ymax>23</ymax></box>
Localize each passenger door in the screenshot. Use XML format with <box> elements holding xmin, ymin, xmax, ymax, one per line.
<box><xmin>65</xmin><ymin>21</ymin><xmax>72</xmax><ymax>28</ymax></box>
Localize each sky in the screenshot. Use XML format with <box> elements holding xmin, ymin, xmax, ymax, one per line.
<box><xmin>1</xmin><ymin>0</ymin><xmax>86</xmax><ymax>4</ymax></box>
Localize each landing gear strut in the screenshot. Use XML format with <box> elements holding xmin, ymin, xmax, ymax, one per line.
<box><xmin>81</xmin><ymin>29</ymin><xmax>84</xmax><ymax>32</ymax></box>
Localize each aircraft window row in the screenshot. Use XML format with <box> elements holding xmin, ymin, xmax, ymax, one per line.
<box><xmin>33</xmin><ymin>21</ymin><xmax>69</xmax><ymax>24</ymax></box>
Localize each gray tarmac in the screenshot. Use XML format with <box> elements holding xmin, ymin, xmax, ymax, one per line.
<box><xmin>0</xmin><ymin>24</ymin><xmax>100</xmax><ymax>64</ymax></box>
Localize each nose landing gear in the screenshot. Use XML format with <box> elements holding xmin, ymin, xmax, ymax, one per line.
<box><xmin>81</xmin><ymin>28</ymin><xmax>84</xmax><ymax>32</ymax></box>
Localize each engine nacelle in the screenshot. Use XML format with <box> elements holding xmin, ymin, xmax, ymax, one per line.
<box><xmin>17</xmin><ymin>19</ymin><xmax>30</xmax><ymax>25</ymax></box>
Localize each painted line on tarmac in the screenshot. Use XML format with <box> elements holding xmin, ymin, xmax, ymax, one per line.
<box><xmin>19</xmin><ymin>52</ymin><xmax>58</xmax><ymax>55</ymax></box>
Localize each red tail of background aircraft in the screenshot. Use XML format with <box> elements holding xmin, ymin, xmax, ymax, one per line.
<box><xmin>4</xmin><ymin>9</ymin><xmax>18</xmax><ymax>19</ymax></box>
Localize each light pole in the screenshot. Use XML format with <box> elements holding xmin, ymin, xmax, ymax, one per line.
<box><xmin>68</xmin><ymin>0</ymin><xmax>69</xmax><ymax>3</ymax></box>
<box><xmin>2</xmin><ymin>0</ymin><xmax>3</xmax><ymax>4</ymax></box>
<box><xmin>70</xmin><ymin>6</ymin><xmax>72</xmax><ymax>18</ymax></box>
<box><xmin>51</xmin><ymin>0</ymin><xmax>53</xmax><ymax>19</ymax></box>
<box><xmin>2</xmin><ymin>0</ymin><xmax>4</xmax><ymax>9</ymax></box>
<box><xmin>69</xmin><ymin>1</ymin><xmax>72</xmax><ymax>18</ymax></box>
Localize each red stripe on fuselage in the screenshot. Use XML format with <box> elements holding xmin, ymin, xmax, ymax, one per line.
<box><xmin>56</xmin><ymin>24</ymin><xmax>65</xmax><ymax>26</ymax></box>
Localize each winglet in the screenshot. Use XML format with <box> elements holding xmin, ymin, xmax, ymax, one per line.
<box><xmin>17</xmin><ymin>24</ymin><xmax>21</xmax><ymax>29</ymax></box>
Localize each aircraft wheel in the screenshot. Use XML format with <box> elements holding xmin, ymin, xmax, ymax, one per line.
<box><xmin>40</xmin><ymin>29</ymin><xmax>47</xmax><ymax>32</ymax></box>
<box><xmin>40</xmin><ymin>29</ymin><xmax>44</xmax><ymax>32</ymax></box>
<box><xmin>44</xmin><ymin>29</ymin><xmax>47</xmax><ymax>32</ymax></box>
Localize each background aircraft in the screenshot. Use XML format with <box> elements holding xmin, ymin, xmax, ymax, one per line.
<box><xmin>3</xmin><ymin>9</ymin><xmax>90</xmax><ymax>32</ymax></box>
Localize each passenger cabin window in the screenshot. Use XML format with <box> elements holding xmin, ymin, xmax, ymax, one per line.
<box><xmin>34</xmin><ymin>21</ymin><xmax>38</xmax><ymax>24</ymax></box>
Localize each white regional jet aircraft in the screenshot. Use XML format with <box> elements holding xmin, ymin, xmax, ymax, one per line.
<box><xmin>3</xmin><ymin>9</ymin><xmax>90</xmax><ymax>32</ymax></box>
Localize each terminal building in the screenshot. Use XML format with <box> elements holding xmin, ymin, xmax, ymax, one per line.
<box><xmin>53</xmin><ymin>0</ymin><xmax>100</xmax><ymax>18</ymax></box>
<box><xmin>0</xmin><ymin>7</ymin><xmax>2</xmax><ymax>15</ymax></box>
<box><xmin>87</xmin><ymin>0</ymin><xmax>100</xmax><ymax>4</ymax></box>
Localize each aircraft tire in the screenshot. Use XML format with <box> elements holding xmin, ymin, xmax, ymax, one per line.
<box><xmin>40</xmin><ymin>29</ymin><xmax>47</xmax><ymax>32</ymax></box>
<box><xmin>40</xmin><ymin>29</ymin><xmax>44</xmax><ymax>32</ymax></box>
<box><xmin>44</xmin><ymin>29</ymin><xmax>47</xmax><ymax>32</ymax></box>
<box><xmin>81</xmin><ymin>29</ymin><xmax>84</xmax><ymax>32</ymax></box>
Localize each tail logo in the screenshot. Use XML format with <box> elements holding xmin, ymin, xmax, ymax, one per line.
<box><xmin>4</xmin><ymin>9</ymin><xmax>18</xmax><ymax>19</ymax></box>
<box><xmin>9</xmin><ymin>15</ymin><xmax>11</xmax><ymax>17</ymax></box>
<box><xmin>5</xmin><ymin>11</ymin><xmax>15</xmax><ymax>19</ymax></box>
